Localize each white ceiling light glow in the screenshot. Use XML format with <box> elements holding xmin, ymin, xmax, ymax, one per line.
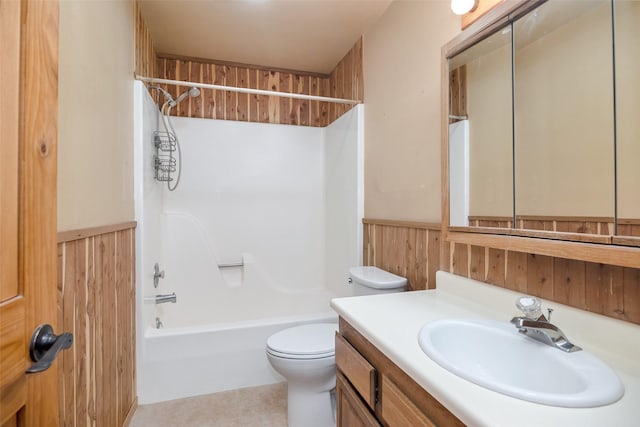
<box><xmin>451</xmin><ymin>0</ymin><xmax>478</xmax><ymax>15</ymax></box>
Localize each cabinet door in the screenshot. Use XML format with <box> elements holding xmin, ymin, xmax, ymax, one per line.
<box><xmin>336</xmin><ymin>372</ymin><xmax>381</xmax><ymax>427</ymax></box>
<box><xmin>381</xmin><ymin>375</ymin><xmax>435</xmax><ymax>427</ymax></box>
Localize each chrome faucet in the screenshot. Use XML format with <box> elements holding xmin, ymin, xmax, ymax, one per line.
<box><xmin>510</xmin><ymin>297</ymin><xmax>581</xmax><ymax>353</ymax></box>
<box><xmin>144</xmin><ymin>292</ymin><xmax>177</xmax><ymax>304</ymax></box>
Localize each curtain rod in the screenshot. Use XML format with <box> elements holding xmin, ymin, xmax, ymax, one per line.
<box><xmin>135</xmin><ymin>75</ymin><xmax>362</xmax><ymax>105</ymax></box>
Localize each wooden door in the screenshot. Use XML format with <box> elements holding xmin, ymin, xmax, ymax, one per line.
<box><xmin>0</xmin><ymin>0</ymin><xmax>60</xmax><ymax>426</ymax></box>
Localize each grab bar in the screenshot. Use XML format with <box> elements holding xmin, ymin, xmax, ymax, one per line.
<box><xmin>218</xmin><ymin>262</ymin><xmax>244</xmax><ymax>269</ymax></box>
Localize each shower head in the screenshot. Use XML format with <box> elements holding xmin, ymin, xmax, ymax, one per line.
<box><xmin>148</xmin><ymin>85</ymin><xmax>174</xmax><ymax>103</ymax></box>
<box><xmin>172</xmin><ymin>87</ymin><xmax>201</xmax><ymax>106</ymax></box>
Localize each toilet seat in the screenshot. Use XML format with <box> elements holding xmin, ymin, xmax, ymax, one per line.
<box><xmin>266</xmin><ymin>323</ymin><xmax>337</xmax><ymax>360</ymax></box>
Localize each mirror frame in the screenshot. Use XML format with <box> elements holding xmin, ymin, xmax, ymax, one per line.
<box><xmin>441</xmin><ymin>0</ymin><xmax>640</xmax><ymax>268</ymax></box>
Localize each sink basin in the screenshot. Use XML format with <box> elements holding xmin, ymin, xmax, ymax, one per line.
<box><xmin>418</xmin><ymin>318</ymin><xmax>624</xmax><ymax>407</ymax></box>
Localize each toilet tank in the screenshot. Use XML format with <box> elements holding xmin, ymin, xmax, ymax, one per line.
<box><xmin>349</xmin><ymin>266</ymin><xmax>407</xmax><ymax>296</ymax></box>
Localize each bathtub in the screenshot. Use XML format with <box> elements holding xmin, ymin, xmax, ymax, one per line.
<box><xmin>138</xmin><ymin>301</ymin><xmax>337</xmax><ymax>404</ymax></box>
<box><xmin>133</xmin><ymin>81</ymin><xmax>362</xmax><ymax>404</ymax></box>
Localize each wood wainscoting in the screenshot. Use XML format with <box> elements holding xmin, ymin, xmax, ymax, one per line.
<box><xmin>363</xmin><ymin>219</ymin><xmax>442</xmax><ymax>291</ymax></box>
<box><xmin>153</xmin><ymin>37</ymin><xmax>363</xmax><ymax>128</ymax></box>
<box><xmin>133</xmin><ymin>1</ymin><xmax>363</xmax><ymax>128</ymax></box>
<box><xmin>57</xmin><ymin>222</ymin><xmax>137</xmax><ymax>426</ymax></box>
<box><xmin>134</xmin><ymin>0</ymin><xmax>157</xmax><ymax>80</ymax></box>
<box><xmin>363</xmin><ymin>218</ymin><xmax>640</xmax><ymax>325</ymax></box>
<box><xmin>443</xmin><ymin>241</ymin><xmax>640</xmax><ymax>325</ymax></box>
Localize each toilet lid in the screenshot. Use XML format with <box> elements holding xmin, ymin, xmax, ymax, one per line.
<box><xmin>267</xmin><ymin>323</ymin><xmax>337</xmax><ymax>358</ymax></box>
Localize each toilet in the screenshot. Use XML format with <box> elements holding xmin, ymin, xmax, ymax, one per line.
<box><xmin>266</xmin><ymin>266</ymin><xmax>407</xmax><ymax>427</ymax></box>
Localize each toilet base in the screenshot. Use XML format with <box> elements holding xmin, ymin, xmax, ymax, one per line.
<box><xmin>287</xmin><ymin>384</ymin><xmax>335</xmax><ymax>427</ymax></box>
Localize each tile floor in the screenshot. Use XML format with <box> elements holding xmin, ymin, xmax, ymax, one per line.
<box><xmin>130</xmin><ymin>383</ymin><xmax>287</xmax><ymax>427</ymax></box>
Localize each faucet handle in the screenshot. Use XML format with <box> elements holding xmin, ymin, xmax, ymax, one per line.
<box><xmin>515</xmin><ymin>296</ymin><xmax>543</xmax><ymax>319</ymax></box>
<box><xmin>547</xmin><ymin>308</ymin><xmax>554</xmax><ymax>322</ymax></box>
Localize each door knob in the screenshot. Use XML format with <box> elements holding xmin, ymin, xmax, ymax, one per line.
<box><xmin>26</xmin><ymin>324</ymin><xmax>73</xmax><ymax>373</ymax></box>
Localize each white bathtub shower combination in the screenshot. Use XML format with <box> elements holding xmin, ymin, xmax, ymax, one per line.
<box><xmin>133</xmin><ymin>82</ymin><xmax>364</xmax><ymax>404</ymax></box>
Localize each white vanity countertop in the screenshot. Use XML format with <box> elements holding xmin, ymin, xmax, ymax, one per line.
<box><xmin>330</xmin><ymin>271</ymin><xmax>640</xmax><ymax>427</ymax></box>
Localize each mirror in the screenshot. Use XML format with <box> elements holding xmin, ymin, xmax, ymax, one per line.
<box><xmin>614</xmin><ymin>0</ymin><xmax>640</xmax><ymax>243</ymax></box>
<box><xmin>513</xmin><ymin>0</ymin><xmax>615</xmax><ymax>236</ymax></box>
<box><xmin>448</xmin><ymin>29</ymin><xmax>513</xmax><ymax>228</ymax></box>
<box><xmin>447</xmin><ymin>0</ymin><xmax>640</xmax><ymax>245</ymax></box>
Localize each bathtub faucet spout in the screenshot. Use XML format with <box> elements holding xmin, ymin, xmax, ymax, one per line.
<box><xmin>145</xmin><ymin>292</ymin><xmax>177</xmax><ymax>304</ymax></box>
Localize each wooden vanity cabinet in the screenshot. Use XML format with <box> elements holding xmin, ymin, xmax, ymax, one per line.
<box><xmin>336</xmin><ymin>318</ymin><xmax>464</xmax><ymax>427</ymax></box>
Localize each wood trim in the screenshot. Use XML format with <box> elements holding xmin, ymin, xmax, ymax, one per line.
<box><xmin>157</xmin><ymin>53</ymin><xmax>329</xmax><ymax>79</ymax></box>
<box><xmin>470</xmin><ymin>215</ymin><xmax>616</xmax><ymax>222</ymax></box>
<box><xmin>461</xmin><ymin>0</ymin><xmax>506</xmax><ymax>30</ymax></box>
<box><xmin>612</xmin><ymin>236</ymin><xmax>640</xmax><ymax>248</ymax></box>
<box><xmin>449</xmin><ymin>226</ymin><xmax>612</xmax><ymax>244</ymax></box>
<box><xmin>362</xmin><ymin>218</ymin><xmax>440</xmax><ymax>231</ymax></box>
<box><xmin>57</xmin><ymin>221</ymin><xmax>137</xmax><ymax>243</ymax></box>
<box><xmin>447</xmin><ymin>231</ymin><xmax>640</xmax><ymax>269</ymax></box>
<box><xmin>122</xmin><ymin>397</ymin><xmax>138</xmax><ymax>427</ymax></box>
<box><xmin>445</xmin><ymin>0</ymin><xmax>542</xmax><ymax>58</ymax></box>
<box><xmin>619</xmin><ymin>218</ymin><xmax>640</xmax><ymax>225</ymax></box>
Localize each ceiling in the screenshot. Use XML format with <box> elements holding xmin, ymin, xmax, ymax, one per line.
<box><xmin>138</xmin><ymin>0</ymin><xmax>393</xmax><ymax>75</ymax></box>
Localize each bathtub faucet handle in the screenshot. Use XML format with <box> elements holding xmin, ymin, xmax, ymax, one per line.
<box><xmin>153</xmin><ymin>263</ymin><xmax>165</xmax><ymax>288</ymax></box>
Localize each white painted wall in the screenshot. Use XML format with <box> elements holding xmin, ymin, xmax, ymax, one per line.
<box><xmin>363</xmin><ymin>1</ymin><xmax>460</xmax><ymax>222</ymax></box>
<box><xmin>58</xmin><ymin>0</ymin><xmax>135</xmax><ymax>230</ymax></box>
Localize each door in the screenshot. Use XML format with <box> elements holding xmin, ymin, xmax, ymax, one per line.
<box><xmin>0</xmin><ymin>0</ymin><xmax>60</xmax><ymax>426</ymax></box>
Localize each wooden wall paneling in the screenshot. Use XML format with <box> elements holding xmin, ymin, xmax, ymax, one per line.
<box><xmin>225</xmin><ymin>66</ymin><xmax>238</xmax><ymax>121</ymax></box>
<box><xmin>279</xmin><ymin>72</ymin><xmax>292</xmax><ymax>125</ymax></box>
<box><xmin>267</xmin><ymin>71</ymin><xmax>280</xmax><ymax>124</ymax></box>
<box><xmin>486</xmin><ymin>248</ymin><xmax>506</xmax><ymax>287</ymax></box>
<box><xmin>248</xmin><ymin>69</ymin><xmax>258</xmax><ymax>122</ymax></box>
<box><xmin>525</xmin><ymin>253</ymin><xmax>554</xmax><ymax>300</ymax></box>
<box><xmin>87</xmin><ymin>238</ymin><xmax>97</xmax><ymax>425</ymax></box>
<box><xmin>362</xmin><ymin>221</ymin><xmax>440</xmax><ymax>290</ymax></box>
<box><xmin>257</xmin><ymin>70</ymin><xmax>270</xmax><ymax>123</ymax></box>
<box><xmin>504</xmin><ymin>251</ymin><xmax>528</xmax><ymax>293</ymax></box>
<box><xmin>57</xmin><ymin>226</ymin><xmax>136</xmax><ymax>427</ymax></box>
<box><xmin>164</xmin><ymin>59</ymin><xmax>178</xmax><ymax>108</ymax></box>
<box><xmin>426</xmin><ymin>230</ymin><xmax>440</xmax><ymax>290</ymax></box>
<box><xmin>214</xmin><ymin>64</ymin><xmax>226</xmax><ymax>120</ymax></box>
<box><xmin>189</xmin><ymin>61</ymin><xmax>203</xmax><ymax>118</ymax></box>
<box><xmin>321</xmin><ymin>78</ymin><xmax>331</xmax><ymax>127</ymax></box>
<box><xmin>452</xmin><ymin>243</ymin><xmax>469</xmax><ymax>277</ymax></box>
<box><xmin>405</xmin><ymin>228</ymin><xmax>422</xmax><ymax>291</ymax></box>
<box><xmin>585</xmin><ymin>263</ymin><xmax>625</xmax><ymax>320</ymax></box>
<box><xmin>237</xmin><ymin>67</ymin><xmax>249</xmax><ymax>122</ymax></box>
<box><xmin>622</xmin><ymin>267</ymin><xmax>640</xmax><ymax>323</ymax></box>
<box><xmin>291</xmin><ymin>75</ymin><xmax>300</xmax><ymax>126</ymax></box>
<box><xmin>469</xmin><ymin>245</ymin><xmax>485</xmax><ymax>282</ymax></box>
<box><xmin>148</xmin><ymin>38</ymin><xmax>361</xmax><ymax>127</ymax></box>
<box><xmin>552</xmin><ymin>258</ymin><xmax>586</xmax><ymax>308</ymax></box>
<box><xmin>134</xmin><ymin>0</ymin><xmax>157</xmax><ymax>78</ymax></box>
<box><xmin>117</xmin><ymin>228</ymin><xmax>136</xmax><ymax>426</ymax></box>
<box><xmin>449</xmin><ymin>66</ymin><xmax>467</xmax><ymax>123</ymax></box>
